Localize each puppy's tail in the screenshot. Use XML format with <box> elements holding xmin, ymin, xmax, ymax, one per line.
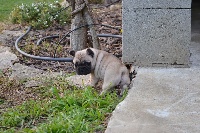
<box><xmin>125</xmin><ymin>64</ymin><xmax>137</xmax><ymax>81</ymax></box>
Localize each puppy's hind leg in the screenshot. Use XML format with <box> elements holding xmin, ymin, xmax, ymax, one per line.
<box><xmin>100</xmin><ymin>78</ymin><xmax>120</xmax><ymax>95</ymax></box>
<box><xmin>120</xmin><ymin>84</ymin><xmax>129</xmax><ymax>96</ymax></box>
<box><xmin>100</xmin><ymin>82</ymin><xmax>114</xmax><ymax>95</ymax></box>
<box><xmin>120</xmin><ymin>71</ymin><xmax>131</xmax><ymax>96</ymax></box>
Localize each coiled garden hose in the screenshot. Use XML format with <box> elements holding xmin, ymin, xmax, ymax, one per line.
<box><xmin>15</xmin><ymin>24</ymin><xmax>122</xmax><ymax>62</ymax></box>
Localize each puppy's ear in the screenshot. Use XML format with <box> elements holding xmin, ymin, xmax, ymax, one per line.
<box><xmin>69</xmin><ymin>50</ymin><xmax>76</xmax><ymax>57</ymax></box>
<box><xmin>86</xmin><ymin>48</ymin><xmax>94</xmax><ymax>58</ymax></box>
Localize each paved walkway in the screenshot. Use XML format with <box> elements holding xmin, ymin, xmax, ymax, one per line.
<box><xmin>105</xmin><ymin>31</ymin><xmax>200</xmax><ymax>133</ymax></box>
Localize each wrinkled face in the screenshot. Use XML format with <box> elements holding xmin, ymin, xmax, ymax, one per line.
<box><xmin>70</xmin><ymin>48</ymin><xmax>94</xmax><ymax>75</ymax></box>
<box><xmin>73</xmin><ymin>51</ymin><xmax>92</xmax><ymax>75</ymax></box>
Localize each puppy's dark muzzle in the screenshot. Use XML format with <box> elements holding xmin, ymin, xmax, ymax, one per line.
<box><xmin>75</xmin><ymin>62</ymin><xmax>91</xmax><ymax>75</ymax></box>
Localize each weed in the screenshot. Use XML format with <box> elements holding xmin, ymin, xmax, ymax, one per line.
<box><xmin>0</xmin><ymin>100</ymin><xmax>50</xmax><ymax>128</ymax></box>
<box><xmin>35</xmin><ymin>87</ymin><xmax>122</xmax><ymax>133</ymax></box>
<box><xmin>0</xmin><ymin>98</ymin><xmax>4</xmax><ymax>104</ymax></box>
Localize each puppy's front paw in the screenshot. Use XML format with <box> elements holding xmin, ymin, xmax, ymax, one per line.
<box><xmin>90</xmin><ymin>74</ymin><xmax>98</xmax><ymax>87</ymax></box>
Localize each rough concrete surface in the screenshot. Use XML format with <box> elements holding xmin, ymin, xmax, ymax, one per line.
<box><xmin>0</xmin><ymin>47</ymin><xmax>17</xmax><ymax>69</ymax></box>
<box><xmin>105</xmin><ymin>67</ymin><xmax>200</xmax><ymax>133</ymax></box>
<box><xmin>106</xmin><ymin>3</ymin><xmax>200</xmax><ymax>131</ymax></box>
<box><xmin>123</xmin><ymin>0</ymin><xmax>191</xmax><ymax>9</ymax></box>
<box><xmin>105</xmin><ymin>33</ymin><xmax>200</xmax><ymax>133</ymax></box>
<box><xmin>122</xmin><ymin>8</ymin><xmax>190</xmax><ymax>67</ymax></box>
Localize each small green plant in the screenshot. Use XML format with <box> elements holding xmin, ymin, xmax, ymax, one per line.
<box><xmin>10</xmin><ymin>1</ymin><xmax>71</xmax><ymax>29</ymax></box>
<box><xmin>0</xmin><ymin>98</ymin><xmax>4</xmax><ymax>104</ymax></box>
<box><xmin>0</xmin><ymin>75</ymin><xmax>126</xmax><ymax>132</ymax></box>
<box><xmin>0</xmin><ymin>100</ymin><xmax>50</xmax><ymax>128</ymax></box>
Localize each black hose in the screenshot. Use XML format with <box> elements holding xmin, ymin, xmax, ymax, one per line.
<box><xmin>15</xmin><ymin>26</ymin><xmax>73</xmax><ymax>62</ymax></box>
<box><xmin>15</xmin><ymin>25</ymin><xmax>122</xmax><ymax>62</ymax></box>
<box><xmin>37</xmin><ymin>34</ymin><xmax>121</xmax><ymax>45</ymax></box>
<box><xmin>57</xmin><ymin>23</ymin><xmax>121</xmax><ymax>44</ymax></box>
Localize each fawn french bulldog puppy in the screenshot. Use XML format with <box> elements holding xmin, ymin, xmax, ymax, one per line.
<box><xmin>70</xmin><ymin>48</ymin><xmax>130</xmax><ymax>95</ymax></box>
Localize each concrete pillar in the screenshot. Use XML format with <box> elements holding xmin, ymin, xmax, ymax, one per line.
<box><xmin>122</xmin><ymin>0</ymin><xmax>191</xmax><ymax>67</ymax></box>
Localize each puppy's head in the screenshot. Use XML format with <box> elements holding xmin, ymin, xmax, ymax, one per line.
<box><xmin>69</xmin><ymin>48</ymin><xmax>94</xmax><ymax>75</ymax></box>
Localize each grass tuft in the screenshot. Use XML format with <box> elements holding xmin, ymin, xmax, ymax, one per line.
<box><xmin>0</xmin><ymin>75</ymin><xmax>126</xmax><ymax>132</ymax></box>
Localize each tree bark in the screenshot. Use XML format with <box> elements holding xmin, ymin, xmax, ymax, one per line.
<box><xmin>70</xmin><ymin>0</ymin><xmax>87</xmax><ymax>51</ymax></box>
<box><xmin>70</xmin><ymin>0</ymin><xmax>100</xmax><ymax>51</ymax></box>
<box><xmin>83</xmin><ymin>4</ymin><xmax>100</xmax><ymax>49</ymax></box>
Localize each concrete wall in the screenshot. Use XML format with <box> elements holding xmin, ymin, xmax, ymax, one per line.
<box><xmin>122</xmin><ymin>0</ymin><xmax>191</xmax><ymax>67</ymax></box>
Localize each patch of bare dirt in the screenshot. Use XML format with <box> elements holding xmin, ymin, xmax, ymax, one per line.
<box><xmin>0</xmin><ymin>70</ymin><xmax>40</xmax><ymax>110</ymax></box>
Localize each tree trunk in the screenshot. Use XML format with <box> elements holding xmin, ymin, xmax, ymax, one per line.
<box><xmin>83</xmin><ymin>7</ymin><xmax>100</xmax><ymax>49</ymax></box>
<box><xmin>70</xmin><ymin>0</ymin><xmax>100</xmax><ymax>50</ymax></box>
<box><xmin>70</xmin><ymin>15</ymin><xmax>87</xmax><ymax>51</ymax></box>
<box><xmin>70</xmin><ymin>0</ymin><xmax>87</xmax><ymax>51</ymax></box>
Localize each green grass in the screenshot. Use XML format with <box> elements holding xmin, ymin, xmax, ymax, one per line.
<box><xmin>0</xmin><ymin>75</ymin><xmax>126</xmax><ymax>132</ymax></box>
<box><xmin>0</xmin><ymin>0</ymin><xmax>61</xmax><ymax>22</ymax></box>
